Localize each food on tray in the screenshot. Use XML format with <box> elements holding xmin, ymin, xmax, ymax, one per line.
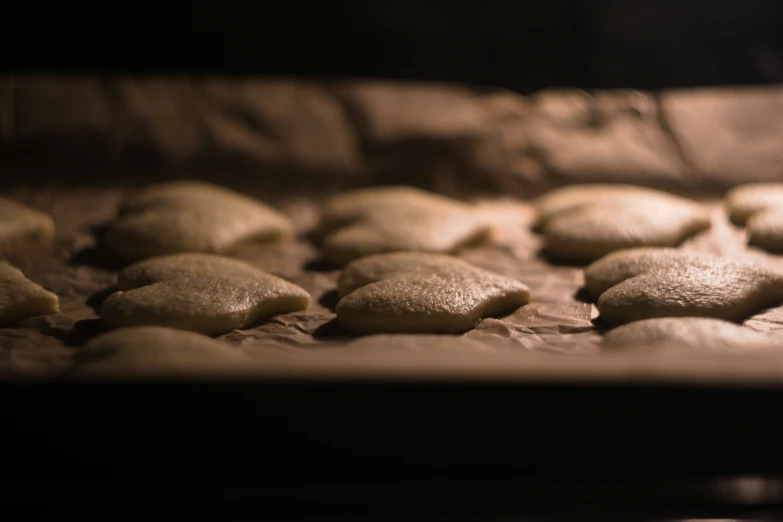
<box><xmin>100</xmin><ymin>253</ymin><xmax>311</xmax><ymax>335</ymax></box>
<box><xmin>318</xmin><ymin>186</ymin><xmax>490</xmax><ymax>266</ymax></box>
<box><xmin>0</xmin><ymin>261</ymin><xmax>60</xmax><ymax>325</ymax></box>
<box><xmin>533</xmin><ymin>184</ymin><xmax>710</xmax><ymax>262</ymax></box>
<box><xmin>584</xmin><ymin>248</ymin><xmax>783</xmax><ymax>325</ymax></box>
<box><xmin>744</xmin><ymin>210</ymin><xmax>783</xmax><ymax>253</ymax></box>
<box><xmin>106</xmin><ymin>180</ymin><xmax>293</xmax><ymax>261</ymax></box>
<box><xmin>0</xmin><ymin>197</ymin><xmax>55</xmax><ymax>252</ymax></box>
<box><xmin>339</xmin><ymin>334</ymin><xmax>512</xmax><ymax>353</ymax></box>
<box><xmin>725</xmin><ymin>183</ymin><xmax>783</xmax><ymax>253</ymax></box>
<box><xmin>725</xmin><ymin>183</ymin><xmax>783</xmax><ymax>225</ymax></box>
<box><xmin>602</xmin><ymin>317</ymin><xmax>779</xmax><ymax>353</ymax></box>
<box><xmin>534</xmin><ymin>184</ymin><xmax>653</xmax><ymax>228</ymax></box>
<box><xmin>335</xmin><ymin>252</ymin><xmax>530</xmax><ymax>334</ymax></box>
<box><xmin>68</xmin><ymin>326</ymin><xmax>253</xmax><ymax>378</ymax></box>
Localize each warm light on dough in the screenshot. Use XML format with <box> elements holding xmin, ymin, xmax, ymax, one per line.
<box><xmin>336</xmin><ymin>252</ymin><xmax>531</xmax><ymax>334</ymax></box>
<box><xmin>725</xmin><ymin>183</ymin><xmax>783</xmax><ymax>253</ymax></box>
<box><xmin>584</xmin><ymin>248</ymin><xmax>783</xmax><ymax>325</ymax></box>
<box><xmin>68</xmin><ymin>326</ymin><xmax>255</xmax><ymax>379</ymax></box>
<box><xmin>0</xmin><ymin>197</ymin><xmax>55</xmax><ymax>252</ymax></box>
<box><xmin>0</xmin><ymin>261</ymin><xmax>60</xmax><ymax>325</ymax></box>
<box><xmin>101</xmin><ymin>253</ymin><xmax>311</xmax><ymax>335</ymax></box>
<box><xmin>533</xmin><ymin>184</ymin><xmax>710</xmax><ymax>262</ymax></box>
<box><xmin>106</xmin><ymin>180</ymin><xmax>294</xmax><ymax>261</ymax></box>
<box><xmin>318</xmin><ymin>186</ymin><xmax>490</xmax><ymax>266</ymax></box>
<box><xmin>725</xmin><ymin>183</ymin><xmax>783</xmax><ymax>225</ymax></box>
<box><xmin>603</xmin><ymin>317</ymin><xmax>780</xmax><ymax>353</ymax></box>
<box><xmin>746</xmin><ymin>209</ymin><xmax>783</xmax><ymax>253</ymax></box>
<box><xmin>533</xmin><ymin>184</ymin><xmax>652</xmax><ymax>228</ymax></box>
<box><xmin>340</xmin><ymin>334</ymin><xmax>508</xmax><ymax>353</ymax></box>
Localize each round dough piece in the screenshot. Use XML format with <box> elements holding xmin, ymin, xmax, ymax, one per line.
<box><xmin>338</xmin><ymin>334</ymin><xmax>516</xmax><ymax>355</ymax></box>
<box><xmin>318</xmin><ymin>186</ymin><xmax>490</xmax><ymax>266</ymax></box>
<box><xmin>336</xmin><ymin>252</ymin><xmax>531</xmax><ymax>334</ymax></box>
<box><xmin>69</xmin><ymin>326</ymin><xmax>254</xmax><ymax>379</ymax></box>
<box><xmin>101</xmin><ymin>253</ymin><xmax>311</xmax><ymax>335</ymax></box>
<box><xmin>725</xmin><ymin>183</ymin><xmax>783</xmax><ymax>226</ymax></box>
<box><xmin>746</xmin><ymin>209</ymin><xmax>783</xmax><ymax>254</ymax></box>
<box><xmin>0</xmin><ymin>197</ymin><xmax>55</xmax><ymax>252</ymax></box>
<box><xmin>0</xmin><ymin>261</ymin><xmax>60</xmax><ymax>325</ymax></box>
<box><xmin>583</xmin><ymin>248</ymin><xmax>744</xmax><ymax>298</ymax></box>
<box><xmin>533</xmin><ymin>184</ymin><xmax>652</xmax><ymax>229</ymax></box>
<box><xmin>603</xmin><ymin>317</ymin><xmax>780</xmax><ymax>354</ymax></box>
<box><xmin>533</xmin><ymin>185</ymin><xmax>710</xmax><ymax>262</ymax></box>
<box><xmin>106</xmin><ymin>180</ymin><xmax>293</xmax><ymax>261</ymax></box>
<box><xmin>583</xmin><ymin>248</ymin><xmax>783</xmax><ymax>325</ymax></box>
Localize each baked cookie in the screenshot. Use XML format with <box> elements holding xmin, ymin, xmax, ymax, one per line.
<box><xmin>336</xmin><ymin>252</ymin><xmax>531</xmax><ymax>334</ymax></box>
<box><xmin>0</xmin><ymin>261</ymin><xmax>60</xmax><ymax>325</ymax></box>
<box><xmin>106</xmin><ymin>180</ymin><xmax>293</xmax><ymax>261</ymax></box>
<box><xmin>100</xmin><ymin>253</ymin><xmax>311</xmax><ymax>335</ymax></box>
<box><xmin>603</xmin><ymin>317</ymin><xmax>779</xmax><ymax>353</ymax></box>
<box><xmin>69</xmin><ymin>326</ymin><xmax>254</xmax><ymax>379</ymax></box>
<box><xmin>584</xmin><ymin>248</ymin><xmax>783</xmax><ymax>325</ymax></box>
<box><xmin>0</xmin><ymin>197</ymin><xmax>55</xmax><ymax>252</ymax></box>
<box><xmin>318</xmin><ymin>186</ymin><xmax>490</xmax><ymax>266</ymax></box>
<box><xmin>533</xmin><ymin>184</ymin><xmax>710</xmax><ymax>262</ymax></box>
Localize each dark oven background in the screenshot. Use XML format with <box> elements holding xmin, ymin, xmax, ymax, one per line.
<box><xmin>3</xmin><ymin>0</ymin><xmax>783</xmax><ymax>91</ymax></box>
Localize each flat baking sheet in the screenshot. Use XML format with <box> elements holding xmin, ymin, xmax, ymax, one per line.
<box><xmin>3</xmin><ymin>76</ymin><xmax>783</xmax><ymax>381</ymax></box>
<box><xmin>4</xmin><ymin>184</ymin><xmax>783</xmax><ymax>381</ymax></box>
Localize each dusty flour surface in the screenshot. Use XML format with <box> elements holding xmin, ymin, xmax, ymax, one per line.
<box><xmin>2</xmin><ymin>185</ymin><xmax>783</xmax><ymax>379</ymax></box>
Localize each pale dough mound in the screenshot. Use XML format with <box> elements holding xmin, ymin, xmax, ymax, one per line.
<box><xmin>0</xmin><ymin>261</ymin><xmax>60</xmax><ymax>325</ymax></box>
<box><xmin>584</xmin><ymin>248</ymin><xmax>783</xmax><ymax>325</ymax></box>
<box><xmin>534</xmin><ymin>184</ymin><xmax>653</xmax><ymax>228</ymax></box>
<box><xmin>603</xmin><ymin>317</ymin><xmax>779</xmax><ymax>353</ymax></box>
<box><xmin>336</xmin><ymin>252</ymin><xmax>531</xmax><ymax>334</ymax></box>
<box><xmin>106</xmin><ymin>180</ymin><xmax>294</xmax><ymax>261</ymax></box>
<box><xmin>69</xmin><ymin>326</ymin><xmax>254</xmax><ymax>379</ymax></box>
<box><xmin>746</xmin><ymin>209</ymin><xmax>783</xmax><ymax>253</ymax></box>
<box><xmin>533</xmin><ymin>184</ymin><xmax>710</xmax><ymax>262</ymax></box>
<box><xmin>340</xmin><ymin>334</ymin><xmax>507</xmax><ymax>353</ymax></box>
<box><xmin>725</xmin><ymin>183</ymin><xmax>783</xmax><ymax>225</ymax></box>
<box><xmin>318</xmin><ymin>186</ymin><xmax>490</xmax><ymax>266</ymax></box>
<box><xmin>725</xmin><ymin>183</ymin><xmax>783</xmax><ymax>253</ymax></box>
<box><xmin>0</xmin><ymin>197</ymin><xmax>55</xmax><ymax>252</ymax></box>
<box><xmin>100</xmin><ymin>253</ymin><xmax>311</xmax><ymax>335</ymax></box>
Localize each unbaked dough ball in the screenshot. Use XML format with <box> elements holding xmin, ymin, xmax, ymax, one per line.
<box><xmin>318</xmin><ymin>186</ymin><xmax>490</xmax><ymax>266</ymax></box>
<box><xmin>725</xmin><ymin>183</ymin><xmax>783</xmax><ymax>225</ymax></box>
<box><xmin>339</xmin><ymin>334</ymin><xmax>507</xmax><ymax>353</ymax></box>
<box><xmin>106</xmin><ymin>180</ymin><xmax>293</xmax><ymax>261</ymax></box>
<box><xmin>725</xmin><ymin>183</ymin><xmax>783</xmax><ymax>253</ymax></box>
<box><xmin>100</xmin><ymin>253</ymin><xmax>311</xmax><ymax>335</ymax></box>
<box><xmin>603</xmin><ymin>317</ymin><xmax>780</xmax><ymax>353</ymax></box>
<box><xmin>336</xmin><ymin>252</ymin><xmax>531</xmax><ymax>334</ymax></box>
<box><xmin>746</xmin><ymin>209</ymin><xmax>783</xmax><ymax>253</ymax></box>
<box><xmin>533</xmin><ymin>184</ymin><xmax>710</xmax><ymax>262</ymax></box>
<box><xmin>0</xmin><ymin>197</ymin><xmax>55</xmax><ymax>252</ymax></box>
<box><xmin>0</xmin><ymin>261</ymin><xmax>59</xmax><ymax>325</ymax></box>
<box><xmin>584</xmin><ymin>248</ymin><xmax>783</xmax><ymax>325</ymax></box>
<box><xmin>533</xmin><ymin>184</ymin><xmax>652</xmax><ymax>229</ymax></box>
<box><xmin>69</xmin><ymin>326</ymin><xmax>254</xmax><ymax>379</ymax></box>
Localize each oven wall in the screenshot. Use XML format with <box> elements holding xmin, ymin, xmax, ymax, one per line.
<box><xmin>4</xmin><ymin>1</ymin><xmax>783</xmax><ymax>92</ymax></box>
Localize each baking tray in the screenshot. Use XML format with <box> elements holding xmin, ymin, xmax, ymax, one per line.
<box><xmin>3</xmin><ymin>76</ymin><xmax>783</xmax><ymax>518</ymax></box>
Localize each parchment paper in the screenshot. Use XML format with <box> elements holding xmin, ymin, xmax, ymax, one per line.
<box><xmin>3</xmin><ymin>76</ymin><xmax>783</xmax><ymax>380</ymax></box>
<box><xmin>3</xmin><ymin>185</ymin><xmax>783</xmax><ymax>380</ymax></box>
